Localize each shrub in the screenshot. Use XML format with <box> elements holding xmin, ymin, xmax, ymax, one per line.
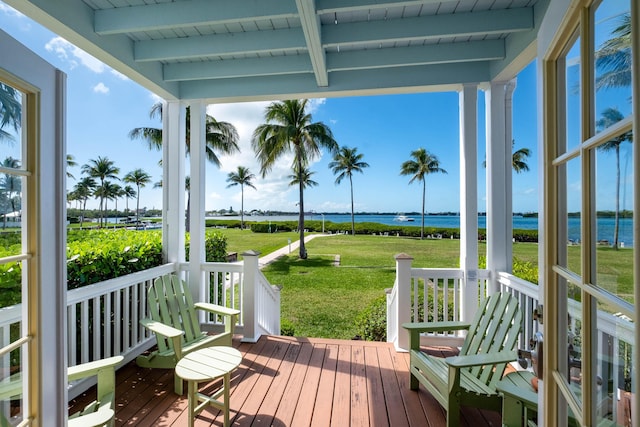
<box><xmin>354</xmin><ymin>295</ymin><xmax>387</xmax><ymax>341</ymax></box>
<box><xmin>280</xmin><ymin>318</ymin><xmax>296</xmax><ymax>336</ymax></box>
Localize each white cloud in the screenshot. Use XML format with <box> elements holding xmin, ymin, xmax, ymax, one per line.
<box><xmin>93</xmin><ymin>82</ymin><xmax>109</xmax><ymax>94</ymax></box>
<box><xmin>205</xmin><ymin>101</ymin><xmax>332</xmax><ymax>211</ymax></box>
<box><xmin>208</xmin><ymin>192</ymin><xmax>223</xmax><ymax>200</ymax></box>
<box><xmin>45</xmin><ymin>37</ymin><xmax>105</xmax><ymax>72</ymax></box>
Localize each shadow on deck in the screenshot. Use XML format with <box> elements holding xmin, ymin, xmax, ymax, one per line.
<box><xmin>69</xmin><ymin>335</ymin><xmax>503</xmax><ymax>426</ymax></box>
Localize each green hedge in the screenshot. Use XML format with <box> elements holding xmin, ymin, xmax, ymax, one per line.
<box><xmin>0</xmin><ymin>229</ymin><xmax>228</xmax><ymax>296</ymax></box>
<box><xmin>247</xmin><ymin>219</ymin><xmax>538</xmax><ymax>242</ymax></box>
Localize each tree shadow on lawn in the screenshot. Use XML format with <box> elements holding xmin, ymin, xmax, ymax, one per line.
<box><xmin>266</xmin><ymin>255</ymin><xmax>335</xmax><ymax>274</ymax></box>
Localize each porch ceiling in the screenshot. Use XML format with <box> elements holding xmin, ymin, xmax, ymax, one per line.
<box><xmin>6</xmin><ymin>0</ymin><xmax>546</xmax><ymax>102</ymax></box>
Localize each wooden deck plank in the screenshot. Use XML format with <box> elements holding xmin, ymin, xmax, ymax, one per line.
<box><xmin>68</xmin><ymin>336</ymin><xmax>505</xmax><ymax>427</ymax></box>
<box><xmin>274</xmin><ymin>341</ymin><xmax>315</xmax><ymax>426</ymax></box>
<box><xmin>290</xmin><ymin>343</ymin><xmax>326</xmax><ymax>426</ymax></box>
<box><xmin>363</xmin><ymin>346</ymin><xmax>389</xmax><ymax>427</ymax></box>
<box><xmin>252</xmin><ymin>339</ymin><xmax>302</xmax><ymax>426</ymax></box>
<box><xmin>331</xmin><ymin>344</ymin><xmax>352</xmax><ymax>424</ymax></box>
<box><xmin>350</xmin><ymin>345</ymin><xmax>369</xmax><ymax>427</ymax></box>
<box><xmin>376</xmin><ymin>346</ymin><xmax>409</xmax><ymax>427</ymax></box>
<box><xmin>310</xmin><ymin>344</ymin><xmax>338</xmax><ymax>427</ymax></box>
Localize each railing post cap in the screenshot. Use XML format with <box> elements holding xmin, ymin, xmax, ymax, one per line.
<box><xmin>241</xmin><ymin>249</ymin><xmax>262</xmax><ymax>257</ymax></box>
<box><xmin>395</xmin><ymin>253</ymin><xmax>414</xmax><ymax>260</ymax></box>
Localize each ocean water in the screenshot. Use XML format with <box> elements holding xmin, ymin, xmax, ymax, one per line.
<box><xmin>211</xmin><ymin>214</ymin><xmax>634</xmax><ymax>248</ymax></box>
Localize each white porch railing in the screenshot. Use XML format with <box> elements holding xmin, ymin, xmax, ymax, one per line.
<box><xmin>0</xmin><ymin>252</ymin><xmax>281</xmax><ymax>399</ymax></box>
<box><xmin>388</xmin><ymin>255</ymin><xmax>635</xmax><ymax>413</ymax></box>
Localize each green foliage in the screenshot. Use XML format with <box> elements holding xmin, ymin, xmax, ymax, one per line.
<box><xmin>280</xmin><ymin>318</ymin><xmax>296</xmax><ymax>336</ymax></box>
<box><xmin>479</xmin><ymin>255</ymin><xmax>539</xmax><ymax>284</ymax></box>
<box><xmin>66</xmin><ymin>230</ymin><xmax>164</xmax><ymax>289</ymax></box>
<box><xmin>205</xmin><ymin>219</ymin><xmax>243</xmax><ymax>229</ymax></box>
<box><xmin>354</xmin><ymin>295</ymin><xmax>387</xmax><ymax>341</ymax></box>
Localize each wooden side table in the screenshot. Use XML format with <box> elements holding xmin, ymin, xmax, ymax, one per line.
<box><xmin>175</xmin><ymin>346</ymin><xmax>242</xmax><ymax>427</ymax></box>
<box><xmin>496</xmin><ymin>371</ymin><xmax>539</xmax><ymax>427</ymax></box>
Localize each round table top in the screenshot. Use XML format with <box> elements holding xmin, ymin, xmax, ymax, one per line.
<box><xmin>175</xmin><ymin>346</ymin><xmax>242</xmax><ymax>382</ymax></box>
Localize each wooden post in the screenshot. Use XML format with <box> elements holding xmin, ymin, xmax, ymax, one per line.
<box><xmin>395</xmin><ymin>253</ymin><xmax>413</xmax><ymax>351</ymax></box>
<box><xmin>241</xmin><ymin>250</ymin><xmax>260</xmax><ymax>343</ymax></box>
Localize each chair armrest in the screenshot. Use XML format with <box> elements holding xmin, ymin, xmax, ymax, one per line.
<box><xmin>140</xmin><ymin>318</ymin><xmax>183</xmax><ymax>339</ymax></box>
<box><xmin>194</xmin><ymin>303</ymin><xmax>240</xmax><ymax>317</ymax></box>
<box><xmin>445</xmin><ymin>350</ymin><xmax>518</xmax><ymax>368</ymax></box>
<box><xmin>68</xmin><ymin>409</ymin><xmax>115</xmax><ymax>427</ymax></box>
<box><xmin>67</xmin><ymin>356</ymin><xmax>123</xmax><ymax>382</ymax></box>
<box><xmin>402</xmin><ymin>321</ymin><xmax>471</xmax><ymax>333</ymax></box>
<box><xmin>403</xmin><ymin>321</ymin><xmax>471</xmax><ymax>351</ymax></box>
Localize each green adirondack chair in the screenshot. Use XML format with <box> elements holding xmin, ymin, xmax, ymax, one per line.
<box><xmin>0</xmin><ymin>355</ymin><xmax>122</xmax><ymax>427</ymax></box>
<box><xmin>403</xmin><ymin>291</ymin><xmax>523</xmax><ymax>427</ymax></box>
<box><xmin>136</xmin><ymin>274</ymin><xmax>240</xmax><ymax>394</ymax></box>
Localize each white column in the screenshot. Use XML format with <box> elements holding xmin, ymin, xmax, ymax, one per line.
<box><xmin>459</xmin><ymin>84</ymin><xmax>479</xmax><ymax>321</ymax></box>
<box><xmin>241</xmin><ymin>250</ymin><xmax>260</xmax><ymax>342</ymax></box>
<box><xmin>395</xmin><ymin>253</ymin><xmax>413</xmax><ymax>351</ymax></box>
<box><xmin>188</xmin><ymin>101</ymin><xmax>206</xmax><ymax>300</ymax></box>
<box><xmin>485</xmin><ymin>80</ymin><xmax>516</xmax><ymax>293</ymax></box>
<box><xmin>162</xmin><ymin>101</ymin><xmax>186</xmax><ymax>265</ymax></box>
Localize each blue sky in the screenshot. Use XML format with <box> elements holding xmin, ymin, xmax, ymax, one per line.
<box><xmin>4</xmin><ymin>2</ymin><xmax>628</xmax><ymax>216</ymax></box>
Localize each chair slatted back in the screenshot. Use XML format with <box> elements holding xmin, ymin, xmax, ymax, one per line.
<box><xmin>147</xmin><ymin>275</ymin><xmax>203</xmax><ymax>352</ymax></box>
<box><xmin>460</xmin><ymin>292</ymin><xmax>522</xmax><ymax>389</ymax></box>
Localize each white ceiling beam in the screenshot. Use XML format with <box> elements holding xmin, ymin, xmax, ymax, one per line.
<box><xmin>164</xmin><ymin>39</ymin><xmax>501</xmax><ymax>81</ymax></box>
<box><xmin>178</xmin><ymin>61</ymin><xmax>490</xmax><ymax>101</ymax></box>
<box><xmin>317</xmin><ymin>0</ymin><xmax>458</xmax><ymax>13</ymax></box>
<box><xmin>323</xmin><ymin>8</ymin><xmax>533</xmax><ymax>46</ymax></box>
<box><xmin>94</xmin><ymin>0</ymin><xmax>298</xmax><ymax>35</ymax></box>
<box><xmin>135</xmin><ymin>28</ymin><xmax>306</xmax><ymax>62</ymax></box>
<box><xmin>164</xmin><ymin>55</ymin><xmax>313</xmax><ymax>81</ymax></box>
<box><xmin>327</xmin><ymin>39</ymin><xmax>504</xmax><ymax>71</ymax></box>
<box><xmin>296</xmin><ymin>0</ymin><xmax>328</xmax><ymax>86</ymax></box>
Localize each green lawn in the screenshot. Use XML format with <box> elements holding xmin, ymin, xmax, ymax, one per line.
<box><xmin>221</xmin><ymin>232</ymin><xmax>633</xmax><ymax>340</ymax></box>
<box><xmin>214</xmin><ymin>228</ymin><xmax>300</xmax><ymax>260</ymax></box>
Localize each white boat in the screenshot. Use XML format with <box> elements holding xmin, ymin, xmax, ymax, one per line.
<box><xmin>393</xmin><ymin>214</ymin><xmax>414</xmax><ymax>222</ymax></box>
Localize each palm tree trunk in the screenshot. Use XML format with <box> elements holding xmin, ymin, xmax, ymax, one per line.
<box><xmin>421</xmin><ymin>179</ymin><xmax>426</xmax><ymax>240</ymax></box>
<box><xmin>614</xmin><ymin>145</ymin><xmax>621</xmax><ymax>249</ymax></box>
<box><xmin>297</xmin><ymin>153</ymin><xmax>307</xmax><ymax>259</ymax></box>
<box><xmin>135</xmin><ymin>184</ymin><xmax>141</xmax><ymax>225</ymax></box>
<box><xmin>349</xmin><ymin>175</ymin><xmax>355</xmax><ymax>236</ymax></box>
<box><xmin>186</xmin><ymin>191</ymin><xmax>191</xmax><ymax>233</ymax></box>
<box><xmin>81</xmin><ymin>199</ymin><xmax>86</xmax><ymax>228</ymax></box>
<box><xmin>241</xmin><ymin>185</ymin><xmax>245</xmax><ymax>230</ymax></box>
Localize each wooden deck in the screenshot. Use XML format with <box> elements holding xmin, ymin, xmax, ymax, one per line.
<box><xmin>69</xmin><ymin>335</ymin><xmax>503</xmax><ymax>426</ymax></box>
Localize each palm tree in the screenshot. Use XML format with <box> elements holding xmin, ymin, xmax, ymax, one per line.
<box><xmin>288</xmin><ymin>166</ymin><xmax>318</xmax><ymax>189</ymax></box>
<box><xmin>226</xmin><ymin>166</ymin><xmax>256</xmax><ymax>230</ymax></box>
<box><xmin>596</xmin><ymin>107</ymin><xmax>633</xmax><ymax>249</ymax></box>
<box><xmin>81</xmin><ymin>157</ymin><xmax>120</xmax><ymax>227</ymax></box>
<box><xmin>482</xmin><ymin>140</ymin><xmax>531</xmax><ymax>173</ymax></box>
<box><xmin>66</xmin><ymin>154</ymin><xmax>77</xmax><ymax>179</ymax></box>
<box><xmin>129</xmin><ymin>102</ymin><xmax>240</xmax><ymax>167</ymax></box>
<box><xmin>252</xmin><ymin>99</ymin><xmax>338</xmax><ymax>259</ymax></box>
<box><xmin>329</xmin><ymin>146</ymin><xmax>369</xmax><ymax>235</ymax></box>
<box><xmin>73</xmin><ymin>176</ymin><xmax>96</xmax><ymax>228</ymax></box>
<box><xmin>595</xmin><ymin>12</ymin><xmax>631</xmax><ymax>90</ymax></box>
<box><xmin>511</xmin><ymin>143</ymin><xmax>531</xmax><ymax>173</ymax></box>
<box><xmin>1</xmin><ymin>157</ymin><xmax>21</xmax><ymax>228</ymax></box>
<box><xmin>123</xmin><ymin>169</ymin><xmax>152</xmax><ymax>225</ymax></box>
<box><xmin>123</xmin><ymin>185</ymin><xmax>136</xmax><ymax>214</ymax></box>
<box><xmin>0</xmin><ymin>83</ymin><xmax>21</xmax><ymax>143</ymax></box>
<box><xmin>400</xmin><ymin>148</ymin><xmax>447</xmax><ymax>239</ymax></box>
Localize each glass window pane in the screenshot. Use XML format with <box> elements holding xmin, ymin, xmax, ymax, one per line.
<box><xmin>565</xmin><ymin>35</ymin><xmax>582</xmax><ymax>154</ymax></box>
<box><xmin>567</xmin><ymin>286</ymin><xmax>583</xmax><ymax>404</ymax></box>
<box><xmin>594</xmin><ymin>0</ymin><xmax>633</xmax><ymax>128</ymax></box>
<box><xmin>565</xmin><ymin>157</ymin><xmax>582</xmax><ymax>274</ymax></box>
<box><xmin>0</xmin><ymin>82</ymin><xmax>23</xmax><ymax>165</ymax></box>
<box><xmin>594</xmin><ymin>298</ymin><xmax>634</xmax><ymax>426</ymax></box>
<box><xmin>0</xmin><ymin>259</ymin><xmax>22</xmax><ymax>309</ymax></box>
<box><xmin>594</xmin><ymin>138</ymin><xmax>633</xmax><ymax>302</ymax></box>
<box><xmin>0</xmin><ymin>328</ymin><xmax>24</xmax><ymax>425</ymax></box>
